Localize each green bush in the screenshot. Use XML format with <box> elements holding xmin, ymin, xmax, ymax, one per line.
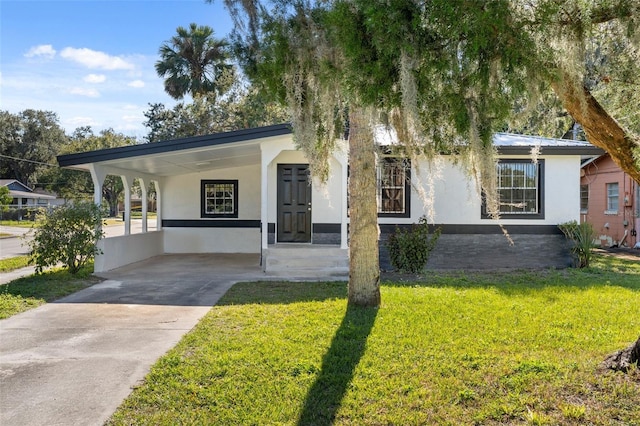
<box><xmin>28</xmin><ymin>202</ymin><xmax>105</xmax><ymax>274</ymax></box>
<box><xmin>558</xmin><ymin>220</ymin><xmax>595</xmax><ymax>268</ymax></box>
<box><xmin>387</xmin><ymin>216</ymin><xmax>441</xmax><ymax>273</ymax></box>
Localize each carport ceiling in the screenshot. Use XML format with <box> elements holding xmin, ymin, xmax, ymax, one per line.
<box><xmin>57</xmin><ymin>124</ymin><xmax>292</xmax><ymax>177</ymax></box>
<box><xmin>100</xmin><ymin>142</ymin><xmax>261</xmax><ymax>176</ymax></box>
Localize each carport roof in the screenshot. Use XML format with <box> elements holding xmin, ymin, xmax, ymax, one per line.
<box><xmin>57</xmin><ymin>124</ymin><xmax>293</xmax><ymax>176</ymax></box>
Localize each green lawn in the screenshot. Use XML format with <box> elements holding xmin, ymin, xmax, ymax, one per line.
<box><xmin>0</xmin><ymin>220</ymin><xmax>39</xmax><ymax>228</ymax></box>
<box><xmin>0</xmin><ymin>264</ymin><xmax>100</xmax><ymax>319</ymax></box>
<box><xmin>108</xmin><ymin>255</ymin><xmax>640</xmax><ymax>425</ymax></box>
<box><xmin>0</xmin><ymin>255</ymin><xmax>31</xmax><ymax>272</ymax></box>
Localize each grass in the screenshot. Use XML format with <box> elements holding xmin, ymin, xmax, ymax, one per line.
<box><xmin>0</xmin><ymin>255</ymin><xmax>32</xmax><ymax>272</ymax></box>
<box><xmin>108</xmin><ymin>255</ymin><xmax>640</xmax><ymax>426</ymax></box>
<box><xmin>0</xmin><ymin>220</ymin><xmax>38</xmax><ymax>228</ymax></box>
<box><xmin>0</xmin><ymin>263</ymin><xmax>100</xmax><ymax>319</ymax></box>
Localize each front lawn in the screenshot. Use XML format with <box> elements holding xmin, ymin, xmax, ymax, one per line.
<box><xmin>108</xmin><ymin>255</ymin><xmax>640</xmax><ymax>425</ymax></box>
<box><xmin>0</xmin><ymin>264</ymin><xmax>100</xmax><ymax>319</ymax></box>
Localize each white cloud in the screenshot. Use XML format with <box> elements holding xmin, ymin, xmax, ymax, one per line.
<box><xmin>66</xmin><ymin>116</ymin><xmax>98</xmax><ymax>128</ymax></box>
<box><xmin>84</xmin><ymin>74</ymin><xmax>106</xmax><ymax>83</ymax></box>
<box><xmin>127</xmin><ymin>79</ymin><xmax>145</xmax><ymax>88</ymax></box>
<box><xmin>25</xmin><ymin>44</ymin><xmax>57</xmax><ymax>59</ymax></box>
<box><xmin>69</xmin><ymin>87</ymin><xmax>100</xmax><ymax>98</ymax></box>
<box><xmin>60</xmin><ymin>47</ymin><xmax>135</xmax><ymax>70</ymax></box>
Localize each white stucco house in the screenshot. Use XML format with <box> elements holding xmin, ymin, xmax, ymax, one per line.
<box><xmin>57</xmin><ymin>124</ymin><xmax>603</xmax><ymax>274</ymax></box>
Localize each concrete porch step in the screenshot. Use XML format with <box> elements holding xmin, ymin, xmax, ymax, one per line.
<box><xmin>264</xmin><ymin>244</ymin><xmax>349</xmax><ymax>278</ymax></box>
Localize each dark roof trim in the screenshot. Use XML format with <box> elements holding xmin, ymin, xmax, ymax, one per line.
<box><xmin>497</xmin><ymin>146</ymin><xmax>605</xmax><ymax>155</ymax></box>
<box><xmin>58</xmin><ymin>123</ymin><xmax>292</xmax><ymax>167</ymax></box>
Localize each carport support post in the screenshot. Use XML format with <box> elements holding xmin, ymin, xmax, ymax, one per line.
<box><xmin>140</xmin><ymin>178</ymin><xmax>148</xmax><ymax>233</ymax></box>
<box><xmin>340</xmin><ymin>153</ymin><xmax>348</xmax><ymax>250</ymax></box>
<box><xmin>261</xmin><ymin>161</ymin><xmax>268</xmax><ymax>250</ymax></box>
<box><xmin>122</xmin><ymin>175</ymin><xmax>134</xmax><ymax>236</ymax></box>
<box><xmin>155</xmin><ymin>180</ymin><xmax>162</xmax><ymax>231</ymax></box>
<box><xmin>89</xmin><ymin>164</ymin><xmax>107</xmax><ymax>219</ymax></box>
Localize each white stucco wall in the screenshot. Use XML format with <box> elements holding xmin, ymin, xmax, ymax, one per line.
<box><xmin>162</xmin><ymin>164</ymin><xmax>261</xmax><ymax>220</ymax></box>
<box><xmin>95</xmin><ymin>231</ymin><xmax>164</xmax><ymax>272</ymax></box>
<box><xmin>379</xmin><ymin>154</ymin><xmax>582</xmax><ymax>226</ymax></box>
<box><xmin>163</xmin><ymin>228</ymin><xmax>260</xmax><ymax>253</ymax></box>
<box><xmin>161</xmin><ymin>163</ymin><xmax>262</xmax><ymax>253</ymax></box>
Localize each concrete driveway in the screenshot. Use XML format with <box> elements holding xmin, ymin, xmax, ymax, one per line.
<box><xmin>0</xmin><ymin>254</ymin><xmax>266</xmax><ymax>426</ymax></box>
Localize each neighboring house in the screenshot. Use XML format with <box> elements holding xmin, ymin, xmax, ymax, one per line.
<box><xmin>580</xmin><ymin>154</ymin><xmax>640</xmax><ymax>248</ymax></box>
<box><xmin>57</xmin><ymin>124</ymin><xmax>603</xmax><ymax>274</ymax></box>
<box><xmin>0</xmin><ymin>179</ymin><xmax>57</xmax><ymax>219</ymax></box>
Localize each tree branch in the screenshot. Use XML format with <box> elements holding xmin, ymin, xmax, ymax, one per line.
<box><xmin>551</xmin><ymin>71</ymin><xmax>640</xmax><ymax>184</ymax></box>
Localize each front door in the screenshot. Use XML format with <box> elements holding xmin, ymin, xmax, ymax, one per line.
<box><xmin>277</xmin><ymin>164</ymin><xmax>311</xmax><ymax>242</ymax></box>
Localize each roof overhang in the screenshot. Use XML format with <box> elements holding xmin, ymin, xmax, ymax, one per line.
<box><xmin>57</xmin><ymin>124</ymin><xmax>293</xmax><ymax>177</ymax></box>
<box><xmin>9</xmin><ymin>190</ymin><xmax>56</xmax><ymax>200</ymax></box>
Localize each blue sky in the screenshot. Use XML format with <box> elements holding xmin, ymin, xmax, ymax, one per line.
<box><xmin>1</xmin><ymin>0</ymin><xmax>234</xmax><ymax>138</ymax></box>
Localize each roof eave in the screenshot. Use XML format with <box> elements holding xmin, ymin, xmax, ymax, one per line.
<box><xmin>57</xmin><ymin>123</ymin><xmax>292</xmax><ymax>167</ymax></box>
<box><xmin>497</xmin><ymin>146</ymin><xmax>606</xmax><ymax>156</ymax></box>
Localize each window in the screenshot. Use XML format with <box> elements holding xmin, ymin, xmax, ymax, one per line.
<box><xmin>377</xmin><ymin>157</ymin><xmax>410</xmax><ymax>217</ymax></box>
<box><xmin>483</xmin><ymin>160</ymin><xmax>544</xmax><ymax>219</ymax></box>
<box><xmin>201</xmin><ymin>180</ymin><xmax>238</xmax><ymax>218</ymax></box>
<box><xmin>580</xmin><ymin>184</ymin><xmax>589</xmax><ymax>213</ymax></box>
<box><xmin>606</xmin><ymin>182</ymin><xmax>619</xmax><ymax>214</ymax></box>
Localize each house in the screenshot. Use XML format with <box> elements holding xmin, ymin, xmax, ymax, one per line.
<box><xmin>0</xmin><ymin>179</ymin><xmax>57</xmax><ymax>220</ymax></box>
<box><xmin>57</xmin><ymin>124</ymin><xmax>603</xmax><ymax>274</ymax></box>
<box><xmin>580</xmin><ymin>154</ymin><xmax>640</xmax><ymax>248</ymax></box>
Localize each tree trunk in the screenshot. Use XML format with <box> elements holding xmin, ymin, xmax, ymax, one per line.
<box><xmin>347</xmin><ymin>106</ymin><xmax>380</xmax><ymax>307</ymax></box>
<box><xmin>551</xmin><ymin>72</ymin><xmax>640</xmax><ymax>185</ymax></box>
<box><xmin>601</xmin><ymin>335</ymin><xmax>640</xmax><ymax>372</ymax></box>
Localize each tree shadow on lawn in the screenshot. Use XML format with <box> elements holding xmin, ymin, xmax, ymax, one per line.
<box><xmin>296</xmin><ymin>303</ymin><xmax>378</xmax><ymax>426</ymax></box>
<box><xmin>217</xmin><ymin>281</ymin><xmax>378</xmax><ymax>426</ymax></box>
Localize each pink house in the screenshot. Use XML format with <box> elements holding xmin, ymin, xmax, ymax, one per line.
<box><xmin>581</xmin><ymin>154</ymin><xmax>640</xmax><ymax>248</ymax></box>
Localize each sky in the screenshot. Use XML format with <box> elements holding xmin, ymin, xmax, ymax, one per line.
<box><xmin>0</xmin><ymin>0</ymin><xmax>235</xmax><ymax>139</ymax></box>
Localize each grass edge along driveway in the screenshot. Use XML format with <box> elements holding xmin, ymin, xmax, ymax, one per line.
<box><xmin>108</xmin><ymin>255</ymin><xmax>640</xmax><ymax>426</ymax></box>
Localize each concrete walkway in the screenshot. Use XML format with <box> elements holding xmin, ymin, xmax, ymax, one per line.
<box><xmin>0</xmin><ymin>254</ymin><xmax>268</xmax><ymax>426</ymax></box>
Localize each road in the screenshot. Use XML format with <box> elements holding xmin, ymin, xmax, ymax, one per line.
<box><xmin>0</xmin><ymin>220</ymin><xmax>158</xmax><ymax>260</ymax></box>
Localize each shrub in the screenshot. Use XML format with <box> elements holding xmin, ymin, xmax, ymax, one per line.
<box><xmin>387</xmin><ymin>216</ymin><xmax>441</xmax><ymax>273</ymax></box>
<box><xmin>28</xmin><ymin>202</ymin><xmax>105</xmax><ymax>274</ymax></box>
<box><xmin>558</xmin><ymin>220</ymin><xmax>595</xmax><ymax>268</ymax></box>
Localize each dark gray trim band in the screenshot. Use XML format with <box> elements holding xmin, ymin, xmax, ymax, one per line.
<box><xmin>313</xmin><ymin>223</ymin><xmax>341</xmax><ymax>233</ymax></box>
<box><xmin>58</xmin><ymin>124</ymin><xmax>292</xmax><ymax>166</ymax></box>
<box><xmin>379</xmin><ymin>224</ymin><xmax>563</xmax><ymax>235</ymax></box>
<box><xmin>267</xmin><ymin>223</ymin><xmax>341</xmax><ymax>233</ymax></box>
<box><xmin>162</xmin><ymin>219</ymin><xmax>261</xmax><ymax>228</ymax></box>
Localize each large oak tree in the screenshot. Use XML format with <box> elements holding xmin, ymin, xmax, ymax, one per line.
<box><xmin>217</xmin><ymin>0</ymin><xmax>639</xmax><ymax>308</ymax></box>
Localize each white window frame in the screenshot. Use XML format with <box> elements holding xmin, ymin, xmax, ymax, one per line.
<box><xmin>201</xmin><ymin>180</ymin><xmax>238</xmax><ymax>218</ymax></box>
<box><xmin>377</xmin><ymin>156</ymin><xmax>410</xmax><ymax>217</ymax></box>
<box><xmin>491</xmin><ymin>160</ymin><xmax>543</xmax><ymax>218</ymax></box>
<box><xmin>606</xmin><ymin>182</ymin><xmax>619</xmax><ymax>214</ymax></box>
<box><xmin>580</xmin><ymin>184</ymin><xmax>589</xmax><ymax>214</ymax></box>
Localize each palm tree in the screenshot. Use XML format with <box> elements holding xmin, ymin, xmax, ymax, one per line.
<box><xmin>155</xmin><ymin>23</ymin><xmax>235</xmax><ymax>100</ymax></box>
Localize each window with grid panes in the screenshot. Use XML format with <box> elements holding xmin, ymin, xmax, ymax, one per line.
<box><xmin>606</xmin><ymin>182</ymin><xmax>619</xmax><ymax>213</ymax></box>
<box><xmin>201</xmin><ymin>180</ymin><xmax>238</xmax><ymax>218</ymax></box>
<box><xmin>377</xmin><ymin>157</ymin><xmax>410</xmax><ymax>217</ymax></box>
<box><xmin>482</xmin><ymin>160</ymin><xmax>544</xmax><ymax>219</ymax></box>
